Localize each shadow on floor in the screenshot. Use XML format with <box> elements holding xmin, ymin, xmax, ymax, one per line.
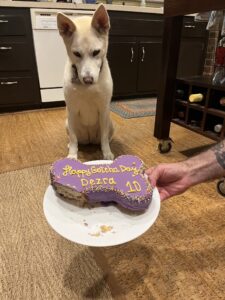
<box><xmin>180</xmin><ymin>142</ymin><xmax>216</xmax><ymax>158</ymax></box>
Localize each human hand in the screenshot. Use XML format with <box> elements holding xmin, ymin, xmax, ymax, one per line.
<box><xmin>145</xmin><ymin>162</ymin><xmax>192</xmax><ymax>201</ymax></box>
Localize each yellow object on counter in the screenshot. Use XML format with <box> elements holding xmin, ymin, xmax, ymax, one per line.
<box><xmin>189</xmin><ymin>93</ymin><xmax>204</xmax><ymax>103</ymax></box>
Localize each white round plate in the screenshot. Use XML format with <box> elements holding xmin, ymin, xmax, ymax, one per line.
<box><xmin>43</xmin><ymin>160</ymin><xmax>160</xmax><ymax>247</ymax></box>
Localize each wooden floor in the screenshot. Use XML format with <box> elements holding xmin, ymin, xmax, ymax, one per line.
<box><xmin>0</xmin><ymin>107</ymin><xmax>214</xmax><ymax>173</ymax></box>
<box><xmin>2</xmin><ymin>107</ymin><xmax>225</xmax><ymax>299</ymax></box>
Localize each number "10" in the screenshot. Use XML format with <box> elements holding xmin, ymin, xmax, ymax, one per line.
<box><xmin>126</xmin><ymin>181</ymin><xmax>141</xmax><ymax>193</ymax></box>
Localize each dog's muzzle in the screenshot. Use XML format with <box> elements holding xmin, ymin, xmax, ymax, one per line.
<box><xmin>71</xmin><ymin>61</ymin><xmax>104</xmax><ymax>85</ymax></box>
<box><xmin>83</xmin><ymin>76</ymin><xmax>94</xmax><ymax>85</ymax></box>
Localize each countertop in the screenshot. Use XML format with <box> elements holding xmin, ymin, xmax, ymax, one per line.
<box><xmin>0</xmin><ymin>0</ymin><xmax>164</xmax><ymax>14</ymax></box>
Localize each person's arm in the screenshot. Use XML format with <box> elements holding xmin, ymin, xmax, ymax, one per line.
<box><xmin>145</xmin><ymin>140</ymin><xmax>225</xmax><ymax>201</ymax></box>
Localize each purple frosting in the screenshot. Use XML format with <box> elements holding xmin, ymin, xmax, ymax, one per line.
<box><xmin>51</xmin><ymin>155</ymin><xmax>152</xmax><ymax>211</ymax></box>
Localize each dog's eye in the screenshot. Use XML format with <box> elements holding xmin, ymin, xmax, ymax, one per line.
<box><xmin>74</xmin><ymin>51</ymin><xmax>82</xmax><ymax>58</ymax></box>
<box><xmin>93</xmin><ymin>50</ymin><xmax>100</xmax><ymax>57</ymax></box>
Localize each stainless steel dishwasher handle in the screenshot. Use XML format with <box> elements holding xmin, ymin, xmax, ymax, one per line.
<box><xmin>130</xmin><ymin>47</ymin><xmax>134</xmax><ymax>63</ymax></box>
<box><xmin>0</xmin><ymin>20</ymin><xmax>9</xmax><ymax>23</ymax></box>
<box><xmin>1</xmin><ymin>81</ymin><xmax>18</xmax><ymax>85</ymax></box>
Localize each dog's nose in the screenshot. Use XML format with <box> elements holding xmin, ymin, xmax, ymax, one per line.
<box><xmin>83</xmin><ymin>76</ymin><xmax>93</xmax><ymax>85</ymax></box>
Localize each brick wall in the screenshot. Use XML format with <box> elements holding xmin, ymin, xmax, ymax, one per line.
<box><xmin>203</xmin><ymin>29</ymin><xmax>220</xmax><ymax>76</ymax></box>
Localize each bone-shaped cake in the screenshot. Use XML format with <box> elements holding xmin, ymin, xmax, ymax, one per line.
<box><xmin>50</xmin><ymin>155</ymin><xmax>152</xmax><ymax>211</ymax></box>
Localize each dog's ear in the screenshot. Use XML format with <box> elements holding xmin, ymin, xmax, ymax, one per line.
<box><xmin>91</xmin><ymin>4</ymin><xmax>110</xmax><ymax>34</ymax></box>
<box><xmin>57</xmin><ymin>13</ymin><xmax>76</xmax><ymax>38</ymax></box>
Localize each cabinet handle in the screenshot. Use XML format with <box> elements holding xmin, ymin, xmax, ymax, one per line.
<box><xmin>0</xmin><ymin>46</ymin><xmax>12</xmax><ymax>51</ymax></box>
<box><xmin>1</xmin><ymin>81</ymin><xmax>18</xmax><ymax>85</ymax></box>
<box><xmin>141</xmin><ymin>46</ymin><xmax>145</xmax><ymax>62</ymax></box>
<box><xmin>0</xmin><ymin>20</ymin><xmax>8</xmax><ymax>23</ymax></box>
<box><xmin>130</xmin><ymin>47</ymin><xmax>134</xmax><ymax>63</ymax></box>
<box><xmin>184</xmin><ymin>25</ymin><xmax>195</xmax><ymax>29</ymax></box>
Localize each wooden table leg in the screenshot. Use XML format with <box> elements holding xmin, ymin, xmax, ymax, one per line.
<box><xmin>154</xmin><ymin>16</ymin><xmax>183</xmax><ymax>141</ymax></box>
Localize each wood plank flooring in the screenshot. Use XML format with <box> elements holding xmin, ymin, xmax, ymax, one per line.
<box><xmin>0</xmin><ymin>107</ymin><xmax>214</xmax><ymax>173</ymax></box>
<box><xmin>2</xmin><ymin>107</ymin><xmax>225</xmax><ymax>299</ymax></box>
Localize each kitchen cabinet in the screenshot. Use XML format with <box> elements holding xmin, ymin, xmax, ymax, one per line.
<box><xmin>0</xmin><ymin>8</ymin><xmax>41</xmax><ymax>112</ymax></box>
<box><xmin>108</xmin><ymin>38</ymin><xmax>138</xmax><ymax>96</ymax></box>
<box><xmin>108</xmin><ymin>12</ymin><xmax>164</xmax><ymax>97</ymax></box>
<box><xmin>177</xmin><ymin>19</ymin><xmax>207</xmax><ymax>77</ymax></box>
<box><xmin>137</xmin><ymin>41</ymin><xmax>162</xmax><ymax>93</ymax></box>
<box><xmin>107</xmin><ymin>11</ymin><xmax>208</xmax><ymax>98</ymax></box>
<box><xmin>177</xmin><ymin>40</ymin><xmax>206</xmax><ymax>77</ymax></box>
<box><xmin>108</xmin><ymin>39</ymin><xmax>163</xmax><ymax>96</ymax></box>
<box><xmin>0</xmin><ymin>8</ymin><xmax>208</xmax><ymax>110</ymax></box>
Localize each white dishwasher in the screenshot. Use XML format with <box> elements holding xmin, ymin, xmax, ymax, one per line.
<box><xmin>30</xmin><ymin>8</ymin><xmax>93</xmax><ymax>103</ymax></box>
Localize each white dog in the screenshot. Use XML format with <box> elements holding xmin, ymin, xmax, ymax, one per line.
<box><xmin>57</xmin><ymin>4</ymin><xmax>114</xmax><ymax>160</ymax></box>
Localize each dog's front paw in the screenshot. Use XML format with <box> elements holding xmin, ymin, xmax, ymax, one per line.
<box><xmin>103</xmin><ymin>151</ymin><xmax>114</xmax><ymax>161</ymax></box>
<box><xmin>67</xmin><ymin>153</ymin><xmax>78</xmax><ymax>160</ymax></box>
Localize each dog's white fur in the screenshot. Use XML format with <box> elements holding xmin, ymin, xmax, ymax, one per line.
<box><xmin>57</xmin><ymin>5</ymin><xmax>114</xmax><ymax>160</ymax></box>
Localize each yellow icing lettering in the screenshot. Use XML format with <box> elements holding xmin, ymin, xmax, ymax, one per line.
<box><xmin>63</xmin><ymin>165</ymin><xmax>72</xmax><ymax>176</ymax></box>
<box><xmin>132</xmin><ymin>167</ymin><xmax>140</xmax><ymax>176</ymax></box>
<box><xmin>100</xmin><ymin>167</ymin><xmax>106</xmax><ymax>173</ymax></box>
<box><xmin>109</xmin><ymin>177</ymin><xmax>116</xmax><ymax>185</ymax></box>
<box><xmin>81</xmin><ymin>178</ymin><xmax>89</xmax><ymax>187</ymax></box>
<box><xmin>86</xmin><ymin>169</ymin><xmax>92</xmax><ymax>177</ymax></box>
<box><xmin>79</xmin><ymin>177</ymin><xmax>118</xmax><ymax>188</ymax></box>
<box><xmin>133</xmin><ymin>181</ymin><xmax>141</xmax><ymax>191</ymax></box>
<box><xmin>96</xmin><ymin>178</ymin><xmax>102</xmax><ymax>185</ymax></box>
<box><xmin>62</xmin><ymin>165</ymin><xmax>94</xmax><ymax>177</ymax></box>
<box><xmin>78</xmin><ymin>169</ymin><xmax>85</xmax><ymax>177</ymax></box>
<box><xmin>126</xmin><ymin>181</ymin><xmax>142</xmax><ymax>193</ymax></box>
<box><xmin>89</xmin><ymin>179</ymin><xmax>95</xmax><ymax>186</ymax></box>
<box><xmin>106</xmin><ymin>167</ymin><xmax>119</xmax><ymax>173</ymax></box>
<box><xmin>90</xmin><ymin>165</ymin><xmax>120</xmax><ymax>175</ymax></box>
<box><xmin>103</xmin><ymin>178</ymin><xmax>108</xmax><ymax>184</ymax></box>
<box><xmin>91</xmin><ymin>166</ymin><xmax>97</xmax><ymax>174</ymax></box>
<box><xmin>119</xmin><ymin>164</ymin><xmax>141</xmax><ymax>176</ymax></box>
<box><xmin>119</xmin><ymin>165</ymin><xmax>127</xmax><ymax>172</ymax></box>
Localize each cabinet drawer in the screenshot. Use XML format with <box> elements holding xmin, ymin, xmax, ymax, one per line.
<box><xmin>110</xmin><ymin>19</ymin><xmax>163</xmax><ymax>36</ymax></box>
<box><xmin>0</xmin><ymin>77</ymin><xmax>40</xmax><ymax>105</ymax></box>
<box><xmin>182</xmin><ymin>21</ymin><xmax>207</xmax><ymax>38</ymax></box>
<box><xmin>110</xmin><ymin>17</ymin><xmax>206</xmax><ymax>38</ymax></box>
<box><xmin>0</xmin><ymin>14</ymin><xmax>26</xmax><ymax>36</ymax></box>
<box><xmin>0</xmin><ymin>42</ymin><xmax>32</xmax><ymax>70</ymax></box>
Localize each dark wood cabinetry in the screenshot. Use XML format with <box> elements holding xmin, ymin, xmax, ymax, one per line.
<box><xmin>137</xmin><ymin>41</ymin><xmax>162</xmax><ymax>93</ymax></box>
<box><xmin>0</xmin><ymin>8</ymin><xmax>208</xmax><ymax>109</ymax></box>
<box><xmin>108</xmin><ymin>37</ymin><xmax>163</xmax><ymax>97</ymax></box>
<box><xmin>108</xmin><ymin>38</ymin><xmax>138</xmax><ymax>96</ymax></box>
<box><xmin>108</xmin><ymin>38</ymin><xmax>163</xmax><ymax>96</ymax></box>
<box><xmin>108</xmin><ymin>11</ymin><xmax>208</xmax><ymax>98</ymax></box>
<box><xmin>0</xmin><ymin>8</ymin><xmax>41</xmax><ymax>112</ymax></box>
<box><xmin>108</xmin><ymin>12</ymin><xmax>164</xmax><ymax>97</ymax></box>
<box><xmin>177</xmin><ymin>20</ymin><xmax>207</xmax><ymax>77</ymax></box>
<box><xmin>177</xmin><ymin>40</ymin><xmax>205</xmax><ymax>77</ymax></box>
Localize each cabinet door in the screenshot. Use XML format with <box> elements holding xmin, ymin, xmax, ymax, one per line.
<box><xmin>0</xmin><ymin>8</ymin><xmax>41</xmax><ymax>110</ymax></box>
<box><xmin>0</xmin><ymin>42</ymin><xmax>33</xmax><ymax>71</ymax></box>
<box><xmin>137</xmin><ymin>41</ymin><xmax>162</xmax><ymax>93</ymax></box>
<box><xmin>0</xmin><ymin>76</ymin><xmax>40</xmax><ymax>105</ymax></box>
<box><xmin>0</xmin><ymin>10</ymin><xmax>26</xmax><ymax>36</ymax></box>
<box><xmin>177</xmin><ymin>40</ymin><xmax>205</xmax><ymax>77</ymax></box>
<box><xmin>107</xmin><ymin>40</ymin><xmax>138</xmax><ymax>96</ymax></box>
